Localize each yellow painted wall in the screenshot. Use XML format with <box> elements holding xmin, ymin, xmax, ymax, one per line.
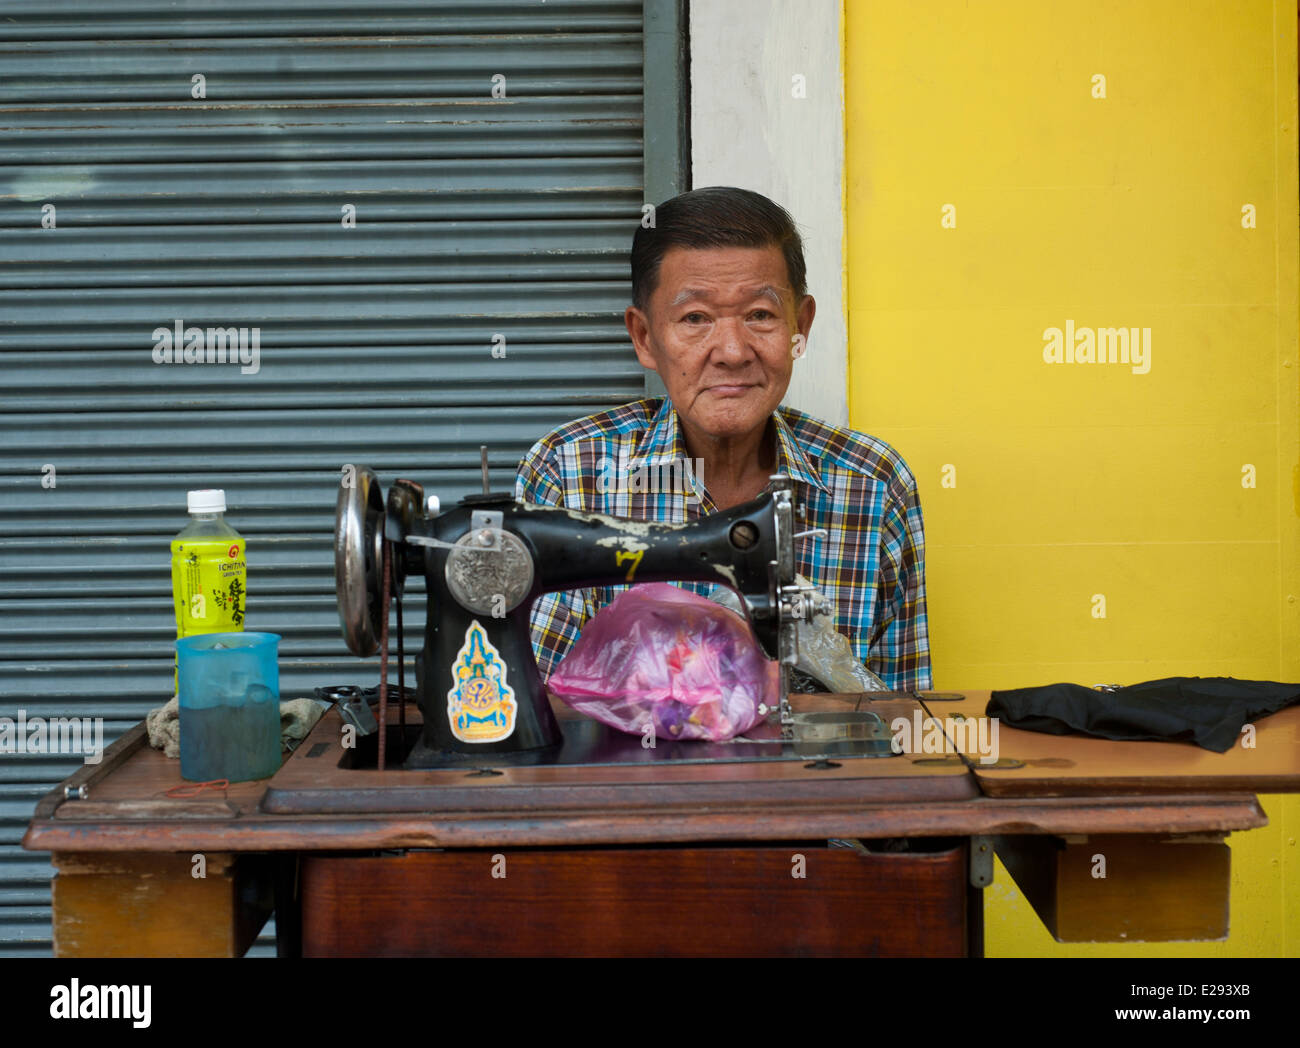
<box><xmin>844</xmin><ymin>0</ymin><xmax>1299</xmax><ymax>955</ymax></box>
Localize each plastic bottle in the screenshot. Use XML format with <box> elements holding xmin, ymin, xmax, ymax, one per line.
<box><xmin>170</xmin><ymin>489</ymin><xmax>247</xmax><ymax>693</ymax></box>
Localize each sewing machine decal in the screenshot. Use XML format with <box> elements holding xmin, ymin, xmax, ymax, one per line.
<box><xmin>446</xmin><ymin>621</ymin><xmax>517</xmax><ymax>743</ymax></box>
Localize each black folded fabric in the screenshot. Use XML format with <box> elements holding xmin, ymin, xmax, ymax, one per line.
<box><xmin>986</xmin><ymin>677</ymin><xmax>1300</xmax><ymax>753</ymax></box>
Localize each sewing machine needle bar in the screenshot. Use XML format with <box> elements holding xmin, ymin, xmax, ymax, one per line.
<box><xmin>396</xmin><ymin>571</ymin><xmax>405</xmax><ymax>750</ymax></box>
<box><xmin>378</xmin><ymin>538</ymin><xmax>392</xmax><ymax>772</ymax></box>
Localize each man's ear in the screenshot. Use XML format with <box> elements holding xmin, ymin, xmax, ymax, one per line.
<box><xmin>796</xmin><ymin>294</ymin><xmax>816</xmax><ymax>342</ymax></box>
<box><xmin>625</xmin><ymin>305</ymin><xmax>659</xmax><ymax>372</ymax></box>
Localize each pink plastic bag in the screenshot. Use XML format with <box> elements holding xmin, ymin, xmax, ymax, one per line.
<box><xmin>547</xmin><ymin>582</ymin><xmax>780</xmax><ymax>742</ymax></box>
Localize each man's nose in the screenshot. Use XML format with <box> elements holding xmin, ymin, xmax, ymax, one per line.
<box><xmin>709</xmin><ymin>316</ymin><xmax>757</xmax><ymax>362</ymax></box>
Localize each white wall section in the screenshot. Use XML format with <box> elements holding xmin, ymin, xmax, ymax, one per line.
<box><xmin>689</xmin><ymin>0</ymin><xmax>847</xmax><ymax>427</ymax></box>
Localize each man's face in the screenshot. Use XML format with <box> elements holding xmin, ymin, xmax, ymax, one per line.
<box><xmin>626</xmin><ymin>244</ymin><xmax>815</xmax><ymax>444</ymax></box>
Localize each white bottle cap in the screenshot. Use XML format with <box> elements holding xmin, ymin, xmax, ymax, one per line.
<box><xmin>187</xmin><ymin>489</ymin><xmax>227</xmax><ymax>514</ymax></box>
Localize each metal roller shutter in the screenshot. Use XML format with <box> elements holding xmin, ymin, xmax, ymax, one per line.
<box><xmin>0</xmin><ymin>0</ymin><xmax>682</xmax><ymax>956</ymax></box>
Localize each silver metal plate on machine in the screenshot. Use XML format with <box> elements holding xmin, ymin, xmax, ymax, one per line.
<box><xmin>444</xmin><ymin>513</ymin><xmax>533</xmax><ymax>615</ymax></box>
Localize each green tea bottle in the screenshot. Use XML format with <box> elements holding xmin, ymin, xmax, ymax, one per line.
<box><xmin>170</xmin><ymin>489</ymin><xmax>246</xmax><ymax>693</ymax></box>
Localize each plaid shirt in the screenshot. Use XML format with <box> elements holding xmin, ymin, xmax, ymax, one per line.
<box><xmin>514</xmin><ymin>396</ymin><xmax>932</xmax><ymax>691</ymax></box>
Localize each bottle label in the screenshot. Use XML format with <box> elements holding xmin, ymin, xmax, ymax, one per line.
<box><xmin>172</xmin><ymin>538</ymin><xmax>246</xmax><ymax>634</ymax></box>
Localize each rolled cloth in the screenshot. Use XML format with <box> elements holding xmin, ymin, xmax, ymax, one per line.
<box><xmin>987</xmin><ymin>676</ymin><xmax>1300</xmax><ymax>753</ymax></box>
<box><xmin>146</xmin><ymin>696</ymin><xmax>182</xmax><ymax>759</ymax></box>
<box><xmin>146</xmin><ymin>695</ymin><xmax>326</xmax><ymax>759</ymax></box>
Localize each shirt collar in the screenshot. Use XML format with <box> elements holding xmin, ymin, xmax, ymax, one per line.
<box><xmin>630</xmin><ymin>397</ymin><xmax>830</xmax><ymax>494</ymax></box>
<box><xmin>629</xmin><ymin>396</ymin><xmax>690</xmax><ymax>468</ymax></box>
<box><xmin>771</xmin><ymin>407</ymin><xmax>830</xmax><ymax>494</ymax></box>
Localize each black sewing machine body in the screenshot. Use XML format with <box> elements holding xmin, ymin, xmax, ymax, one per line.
<box><xmin>334</xmin><ymin>466</ymin><xmax>820</xmax><ymax>769</ymax></box>
<box><xmin>409</xmin><ymin>491</ymin><xmax>787</xmax><ymax>765</ymax></box>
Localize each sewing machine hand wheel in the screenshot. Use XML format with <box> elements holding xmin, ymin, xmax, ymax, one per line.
<box><xmin>334</xmin><ymin>465</ymin><xmax>386</xmax><ymax>656</ymax></box>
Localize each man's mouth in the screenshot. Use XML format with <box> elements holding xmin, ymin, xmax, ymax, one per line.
<box><xmin>704</xmin><ymin>384</ymin><xmax>756</xmax><ymax>397</ymax></box>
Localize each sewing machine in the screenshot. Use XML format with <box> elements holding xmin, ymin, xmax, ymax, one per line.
<box><xmin>333</xmin><ymin>454</ymin><xmax>839</xmax><ymax>768</ymax></box>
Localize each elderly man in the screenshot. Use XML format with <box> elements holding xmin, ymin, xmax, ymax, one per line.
<box><xmin>515</xmin><ymin>186</ymin><xmax>932</xmax><ymax>691</ymax></box>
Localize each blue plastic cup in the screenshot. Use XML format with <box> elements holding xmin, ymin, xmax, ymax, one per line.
<box><xmin>176</xmin><ymin>631</ymin><xmax>281</xmax><ymax>782</ymax></box>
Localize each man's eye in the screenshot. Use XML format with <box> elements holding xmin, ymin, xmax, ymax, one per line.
<box><xmin>749</xmin><ymin>310</ymin><xmax>775</xmax><ymax>321</ymax></box>
<box><xmin>683</xmin><ymin>312</ymin><xmax>708</xmax><ymax>324</ymax></box>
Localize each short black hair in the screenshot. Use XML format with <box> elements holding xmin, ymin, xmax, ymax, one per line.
<box><xmin>630</xmin><ymin>186</ymin><xmax>807</xmax><ymax>311</ymax></box>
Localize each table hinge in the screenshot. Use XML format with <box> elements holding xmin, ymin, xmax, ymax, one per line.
<box><xmin>969</xmin><ymin>835</ymin><xmax>993</xmax><ymax>888</ymax></box>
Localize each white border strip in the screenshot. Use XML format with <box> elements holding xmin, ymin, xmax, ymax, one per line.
<box><xmin>689</xmin><ymin>0</ymin><xmax>847</xmax><ymax>426</ymax></box>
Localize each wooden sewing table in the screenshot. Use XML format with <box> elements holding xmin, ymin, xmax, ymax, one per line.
<box><xmin>22</xmin><ymin>690</ymin><xmax>1300</xmax><ymax>957</ymax></box>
